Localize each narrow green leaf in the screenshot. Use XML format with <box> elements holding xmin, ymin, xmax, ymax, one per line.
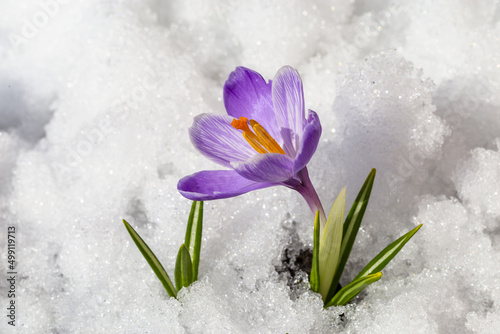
<box><xmin>354</xmin><ymin>224</ymin><xmax>423</xmax><ymax>280</ymax></box>
<box><xmin>318</xmin><ymin>188</ymin><xmax>346</xmax><ymax>301</ymax></box>
<box><xmin>326</xmin><ymin>169</ymin><xmax>376</xmax><ymax>302</ymax></box>
<box><xmin>325</xmin><ymin>272</ymin><xmax>382</xmax><ymax>307</ymax></box>
<box><xmin>123</xmin><ymin>219</ymin><xmax>177</xmax><ymax>298</ymax></box>
<box><xmin>309</xmin><ymin>211</ymin><xmax>321</xmax><ymax>293</ymax></box>
<box><xmin>175</xmin><ymin>244</ymin><xmax>193</xmax><ymax>291</ymax></box>
<box><xmin>184</xmin><ymin>201</ymin><xmax>203</xmax><ymax>281</ymax></box>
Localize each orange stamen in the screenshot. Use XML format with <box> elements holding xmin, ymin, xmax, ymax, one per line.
<box><xmin>231</xmin><ymin>117</ymin><xmax>285</xmax><ymax>155</ymax></box>
<box><xmin>249</xmin><ymin>120</ymin><xmax>285</xmax><ymax>155</ymax></box>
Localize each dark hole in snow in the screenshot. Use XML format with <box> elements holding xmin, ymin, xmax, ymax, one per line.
<box><xmin>276</xmin><ymin>218</ymin><xmax>343</xmax><ymax>299</ymax></box>
<box><xmin>276</xmin><ymin>216</ymin><xmax>363</xmax><ymax>327</ymax></box>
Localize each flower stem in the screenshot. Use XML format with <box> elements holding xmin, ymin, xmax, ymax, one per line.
<box><xmin>294</xmin><ymin>168</ymin><xmax>326</xmax><ymax>226</ymax></box>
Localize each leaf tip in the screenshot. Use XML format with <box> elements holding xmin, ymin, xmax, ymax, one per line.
<box><xmin>410</xmin><ymin>224</ymin><xmax>423</xmax><ymax>236</ymax></box>
<box><xmin>123</xmin><ymin>219</ymin><xmax>133</xmax><ymax>233</ymax></box>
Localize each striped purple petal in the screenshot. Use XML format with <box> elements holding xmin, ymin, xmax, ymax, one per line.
<box><xmin>223</xmin><ymin>67</ymin><xmax>281</xmax><ymax>142</ymax></box>
<box><xmin>272</xmin><ymin>66</ymin><xmax>306</xmax><ymax>156</ymax></box>
<box><xmin>177</xmin><ymin>169</ymin><xmax>274</xmax><ymax>200</ymax></box>
<box><xmin>189</xmin><ymin>113</ymin><xmax>256</xmax><ymax>167</ymax></box>
<box><xmin>231</xmin><ymin>153</ymin><xmax>295</xmax><ymax>183</ymax></box>
<box><xmin>293</xmin><ymin>110</ymin><xmax>322</xmax><ymax>174</ymax></box>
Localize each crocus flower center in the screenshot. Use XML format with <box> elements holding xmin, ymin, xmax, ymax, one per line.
<box><xmin>231</xmin><ymin>117</ymin><xmax>285</xmax><ymax>155</ymax></box>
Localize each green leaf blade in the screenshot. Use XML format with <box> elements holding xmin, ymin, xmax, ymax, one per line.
<box><xmin>175</xmin><ymin>244</ymin><xmax>193</xmax><ymax>291</ymax></box>
<box><xmin>184</xmin><ymin>201</ymin><xmax>203</xmax><ymax>281</ymax></box>
<box><xmin>325</xmin><ymin>272</ymin><xmax>382</xmax><ymax>308</ymax></box>
<box><xmin>188</xmin><ymin>202</ymin><xmax>204</xmax><ymax>281</ymax></box>
<box><xmin>326</xmin><ymin>169</ymin><xmax>376</xmax><ymax>302</ymax></box>
<box><xmin>318</xmin><ymin>188</ymin><xmax>346</xmax><ymax>301</ymax></box>
<box><xmin>123</xmin><ymin>219</ymin><xmax>177</xmax><ymax>298</ymax></box>
<box><xmin>354</xmin><ymin>224</ymin><xmax>423</xmax><ymax>280</ymax></box>
<box><xmin>310</xmin><ymin>211</ymin><xmax>321</xmax><ymax>293</ymax></box>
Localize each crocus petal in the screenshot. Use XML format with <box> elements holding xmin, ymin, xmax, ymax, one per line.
<box><xmin>272</xmin><ymin>66</ymin><xmax>306</xmax><ymax>156</ymax></box>
<box><xmin>223</xmin><ymin>67</ymin><xmax>281</xmax><ymax>141</ymax></box>
<box><xmin>293</xmin><ymin>110</ymin><xmax>322</xmax><ymax>174</ymax></box>
<box><xmin>190</xmin><ymin>113</ymin><xmax>256</xmax><ymax>167</ymax></box>
<box><xmin>177</xmin><ymin>170</ymin><xmax>274</xmax><ymax>200</ymax></box>
<box><xmin>232</xmin><ymin>153</ymin><xmax>295</xmax><ymax>183</ymax></box>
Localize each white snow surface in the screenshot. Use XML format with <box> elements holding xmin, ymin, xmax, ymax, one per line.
<box><xmin>0</xmin><ymin>0</ymin><xmax>499</xmax><ymax>333</ymax></box>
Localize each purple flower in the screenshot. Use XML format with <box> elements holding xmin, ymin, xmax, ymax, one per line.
<box><xmin>178</xmin><ymin>66</ymin><xmax>326</xmax><ymax>222</ymax></box>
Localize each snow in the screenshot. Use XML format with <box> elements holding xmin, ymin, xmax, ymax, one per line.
<box><xmin>0</xmin><ymin>0</ymin><xmax>499</xmax><ymax>333</ymax></box>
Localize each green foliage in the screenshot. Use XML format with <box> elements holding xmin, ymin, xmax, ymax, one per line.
<box><xmin>123</xmin><ymin>201</ymin><xmax>205</xmax><ymax>298</ymax></box>
<box><xmin>326</xmin><ymin>169</ymin><xmax>376</xmax><ymax>302</ymax></box>
<box><xmin>353</xmin><ymin>224</ymin><xmax>423</xmax><ymax>280</ymax></box>
<box><xmin>312</xmin><ymin>169</ymin><xmax>422</xmax><ymax>309</ymax></box>
<box><xmin>175</xmin><ymin>244</ymin><xmax>194</xmax><ymax>291</ymax></box>
<box><xmin>318</xmin><ymin>188</ymin><xmax>346</xmax><ymax>300</ymax></box>
<box><xmin>309</xmin><ymin>211</ymin><xmax>321</xmax><ymax>292</ymax></box>
<box><xmin>325</xmin><ymin>272</ymin><xmax>382</xmax><ymax>307</ymax></box>
<box><xmin>185</xmin><ymin>201</ymin><xmax>203</xmax><ymax>281</ymax></box>
<box><xmin>123</xmin><ymin>219</ymin><xmax>177</xmax><ymax>298</ymax></box>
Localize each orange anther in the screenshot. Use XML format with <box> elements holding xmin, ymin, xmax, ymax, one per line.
<box><xmin>231</xmin><ymin>117</ymin><xmax>285</xmax><ymax>155</ymax></box>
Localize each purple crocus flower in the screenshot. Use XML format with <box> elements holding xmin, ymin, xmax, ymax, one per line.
<box><xmin>178</xmin><ymin>66</ymin><xmax>326</xmax><ymax>223</ymax></box>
